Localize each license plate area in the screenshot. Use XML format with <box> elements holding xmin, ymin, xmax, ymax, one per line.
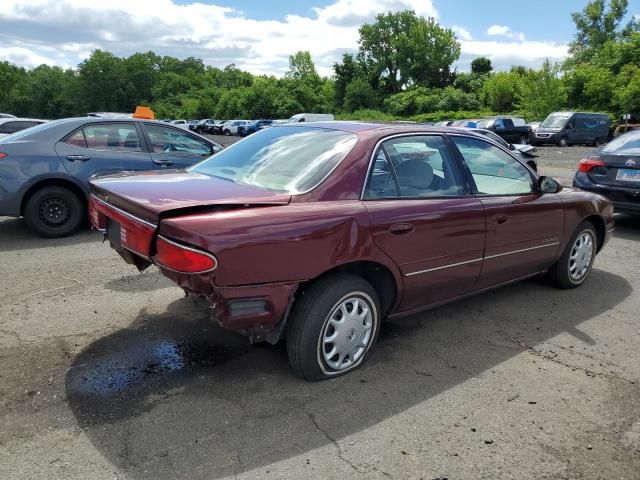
<box><xmin>616</xmin><ymin>168</ymin><xmax>640</xmax><ymax>182</ymax></box>
<box><xmin>107</xmin><ymin>218</ymin><xmax>122</xmax><ymax>249</ymax></box>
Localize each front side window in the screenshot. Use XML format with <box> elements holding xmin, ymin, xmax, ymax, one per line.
<box><xmin>452</xmin><ymin>136</ymin><xmax>534</xmax><ymax>195</ymax></box>
<box><xmin>144</xmin><ymin>124</ymin><xmax>211</xmax><ymax>155</ymax></box>
<box><xmin>71</xmin><ymin>123</ymin><xmax>141</xmax><ymax>151</ymax></box>
<box><xmin>189</xmin><ymin>126</ymin><xmax>357</xmax><ymax>194</ymax></box>
<box><xmin>365</xmin><ymin>135</ymin><xmax>465</xmax><ymax>198</ymax></box>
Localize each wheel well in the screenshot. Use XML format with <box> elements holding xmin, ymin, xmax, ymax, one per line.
<box><xmin>20</xmin><ymin>179</ymin><xmax>87</xmax><ymax>216</ymax></box>
<box><xmin>584</xmin><ymin>215</ymin><xmax>606</xmax><ymax>252</ymax></box>
<box><xmin>303</xmin><ymin>261</ymin><xmax>398</xmax><ymax>316</ymax></box>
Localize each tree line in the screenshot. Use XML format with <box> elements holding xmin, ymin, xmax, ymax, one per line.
<box><xmin>0</xmin><ymin>0</ymin><xmax>638</xmax><ymax>123</ymax></box>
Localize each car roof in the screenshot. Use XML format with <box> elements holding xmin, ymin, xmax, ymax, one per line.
<box><xmin>282</xmin><ymin>120</ymin><xmax>460</xmax><ymax>135</ymax></box>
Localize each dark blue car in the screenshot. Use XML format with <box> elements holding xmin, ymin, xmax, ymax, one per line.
<box><xmin>0</xmin><ymin>117</ymin><xmax>222</xmax><ymax>237</ymax></box>
<box><xmin>237</xmin><ymin>119</ymin><xmax>273</xmax><ymax>137</ymax></box>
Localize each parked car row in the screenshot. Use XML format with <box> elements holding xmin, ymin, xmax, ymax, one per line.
<box><xmin>181</xmin><ymin>113</ymin><xmax>336</xmax><ymax>137</ymax></box>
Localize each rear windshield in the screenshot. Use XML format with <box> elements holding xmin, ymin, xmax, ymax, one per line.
<box><xmin>189</xmin><ymin>126</ymin><xmax>358</xmax><ymax>194</ymax></box>
<box><xmin>602</xmin><ymin>130</ymin><xmax>640</xmax><ymax>155</ymax></box>
<box><xmin>540</xmin><ymin>113</ymin><xmax>571</xmax><ymax>128</ymax></box>
<box><xmin>0</xmin><ymin>119</ymin><xmax>62</xmax><ymax>143</ymax></box>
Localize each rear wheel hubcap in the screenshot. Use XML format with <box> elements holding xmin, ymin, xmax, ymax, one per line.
<box><xmin>321</xmin><ymin>296</ymin><xmax>373</xmax><ymax>371</ymax></box>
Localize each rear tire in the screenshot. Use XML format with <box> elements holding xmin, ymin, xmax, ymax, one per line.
<box><xmin>548</xmin><ymin>221</ymin><xmax>597</xmax><ymax>289</ymax></box>
<box><xmin>23</xmin><ymin>186</ymin><xmax>84</xmax><ymax>238</ymax></box>
<box><xmin>286</xmin><ymin>274</ymin><xmax>381</xmax><ymax>381</ymax></box>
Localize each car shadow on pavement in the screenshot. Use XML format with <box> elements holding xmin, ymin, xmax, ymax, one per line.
<box><xmin>612</xmin><ymin>214</ymin><xmax>640</xmax><ymax>241</ymax></box>
<box><xmin>0</xmin><ymin>217</ymin><xmax>100</xmax><ymax>252</ymax></box>
<box><xmin>65</xmin><ymin>269</ymin><xmax>632</xmax><ymax>479</ymax></box>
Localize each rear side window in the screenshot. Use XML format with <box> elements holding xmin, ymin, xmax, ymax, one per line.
<box><xmin>452</xmin><ymin>136</ymin><xmax>534</xmax><ymax>195</ymax></box>
<box><xmin>64</xmin><ymin>123</ymin><xmax>141</xmax><ymax>151</ymax></box>
<box><xmin>365</xmin><ymin>135</ymin><xmax>465</xmax><ymax>199</ymax></box>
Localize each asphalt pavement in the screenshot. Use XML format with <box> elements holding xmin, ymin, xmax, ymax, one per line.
<box><xmin>1</xmin><ymin>142</ymin><xmax>639</xmax><ymax>479</ymax></box>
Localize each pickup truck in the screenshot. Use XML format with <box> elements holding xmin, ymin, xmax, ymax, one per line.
<box><xmin>476</xmin><ymin>118</ymin><xmax>531</xmax><ymax>144</ymax></box>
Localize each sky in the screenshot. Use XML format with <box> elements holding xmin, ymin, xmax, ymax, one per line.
<box><xmin>0</xmin><ymin>0</ymin><xmax>638</xmax><ymax>76</ymax></box>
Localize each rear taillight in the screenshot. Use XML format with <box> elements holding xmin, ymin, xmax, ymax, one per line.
<box><xmin>0</xmin><ymin>152</ymin><xmax>7</xmax><ymax>159</ymax></box>
<box><xmin>578</xmin><ymin>158</ymin><xmax>605</xmax><ymax>173</ymax></box>
<box><xmin>154</xmin><ymin>236</ymin><xmax>217</xmax><ymax>274</ymax></box>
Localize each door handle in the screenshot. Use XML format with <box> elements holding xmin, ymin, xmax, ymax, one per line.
<box><xmin>493</xmin><ymin>214</ymin><xmax>508</xmax><ymax>225</ymax></box>
<box><xmin>65</xmin><ymin>155</ymin><xmax>91</xmax><ymax>162</ymax></box>
<box><xmin>153</xmin><ymin>159</ymin><xmax>174</xmax><ymax>166</ymax></box>
<box><xmin>389</xmin><ymin>223</ymin><xmax>414</xmax><ymax>235</ymax></box>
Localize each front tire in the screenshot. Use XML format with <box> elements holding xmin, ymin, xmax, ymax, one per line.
<box><xmin>548</xmin><ymin>221</ymin><xmax>597</xmax><ymax>289</ymax></box>
<box><xmin>286</xmin><ymin>274</ymin><xmax>381</xmax><ymax>381</ymax></box>
<box><xmin>558</xmin><ymin>137</ymin><xmax>568</xmax><ymax>147</ymax></box>
<box><xmin>23</xmin><ymin>186</ymin><xmax>84</xmax><ymax>238</ymax></box>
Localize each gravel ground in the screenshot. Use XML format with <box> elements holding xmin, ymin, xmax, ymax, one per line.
<box><xmin>1</xmin><ymin>141</ymin><xmax>639</xmax><ymax>480</ymax></box>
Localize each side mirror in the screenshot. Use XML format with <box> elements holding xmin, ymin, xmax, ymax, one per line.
<box><xmin>566</xmin><ymin>123</ymin><xmax>574</xmax><ymax>130</ymax></box>
<box><xmin>509</xmin><ymin>144</ymin><xmax>515</xmax><ymax>151</ymax></box>
<box><xmin>538</xmin><ymin>176</ymin><xmax>563</xmax><ymax>194</ymax></box>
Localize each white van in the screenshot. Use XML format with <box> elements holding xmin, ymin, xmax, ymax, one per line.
<box><xmin>287</xmin><ymin>113</ymin><xmax>335</xmax><ymax>123</ymax></box>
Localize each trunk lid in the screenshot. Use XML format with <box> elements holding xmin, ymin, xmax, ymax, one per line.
<box><xmin>90</xmin><ymin>170</ymin><xmax>291</xmax><ymax>224</ymax></box>
<box><xmin>89</xmin><ymin>170</ymin><xmax>291</xmax><ymax>262</ymax></box>
<box><xmin>587</xmin><ymin>152</ymin><xmax>640</xmax><ymax>188</ymax></box>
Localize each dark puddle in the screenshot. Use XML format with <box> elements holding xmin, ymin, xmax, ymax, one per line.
<box><xmin>68</xmin><ymin>340</ymin><xmax>248</xmax><ymax>396</ymax></box>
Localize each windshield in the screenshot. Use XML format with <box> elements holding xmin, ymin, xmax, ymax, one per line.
<box><xmin>602</xmin><ymin>130</ymin><xmax>640</xmax><ymax>155</ymax></box>
<box><xmin>541</xmin><ymin>113</ymin><xmax>570</xmax><ymax>129</ymax></box>
<box><xmin>189</xmin><ymin>126</ymin><xmax>358</xmax><ymax>194</ymax></box>
<box><xmin>0</xmin><ymin>119</ymin><xmax>63</xmax><ymax>143</ymax></box>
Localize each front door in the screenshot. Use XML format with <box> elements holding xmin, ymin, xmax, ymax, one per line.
<box><xmin>140</xmin><ymin>123</ymin><xmax>214</xmax><ymax>170</ymax></box>
<box><xmin>55</xmin><ymin>122</ymin><xmax>153</xmax><ymax>189</ymax></box>
<box><xmin>363</xmin><ymin>134</ymin><xmax>486</xmax><ymax>312</ymax></box>
<box><xmin>450</xmin><ymin>135</ymin><xmax>564</xmax><ymax>289</ymax></box>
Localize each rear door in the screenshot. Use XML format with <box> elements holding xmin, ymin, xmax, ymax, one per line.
<box><xmin>450</xmin><ymin>135</ymin><xmax>564</xmax><ymax>288</ymax></box>
<box><xmin>363</xmin><ymin>134</ymin><xmax>486</xmax><ymax>312</ymax></box>
<box><xmin>55</xmin><ymin>122</ymin><xmax>153</xmax><ymax>187</ymax></box>
<box><xmin>140</xmin><ymin>123</ymin><xmax>215</xmax><ymax>169</ymax></box>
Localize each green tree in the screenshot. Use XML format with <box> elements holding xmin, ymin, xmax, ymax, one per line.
<box><xmin>517</xmin><ymin>60</ymin><xmax>568</xmax><ymax>120</ymax></box>
<box><xmin>471</xmin><ymin>57</ymin><xmax>492</xmax><ymax>75</ymax></box>
<box><xmin>481</xmin><ymin>72</ymin><xmax>522</xmax><ymax>112</ymax></box>
<box><xmin>285</xmin><ymin>51</ymin><xmax>320</xmax><ymax>87</ymax></box>
<box><xmin>343</xmin><ymin>78</ymin><xmax>378</xmax><ymax>112</ymax></box>
<box><xmin>569</xmin><ymin>0</ymin><xmax>632</xmax><ymax>63</ymax></box>
<box><xmin>358</xmin><ymin>10</ymin><xmax>460</xmax><ymax>93</ymax></box>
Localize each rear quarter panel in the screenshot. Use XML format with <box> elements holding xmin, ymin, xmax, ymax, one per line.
<box><xmin>556</xmin><ymin>187</ymin><xmax>614</xmax><ymax>253</ymax></box>
<box><xmin>158</xmin><ymin>201</ymin><xmax>403</xmax><ymax>290</ymax></box>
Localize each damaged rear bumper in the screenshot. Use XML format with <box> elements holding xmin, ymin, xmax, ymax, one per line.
<box><xmin>160</xmin><ymin>266</ymin><xmax>298</xmax><ymax>343</ymax></box>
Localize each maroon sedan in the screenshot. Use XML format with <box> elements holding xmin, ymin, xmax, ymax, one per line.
<box><xmin>89</xmin><ymin>123</ymin><xmax>614</xmax><ymax>380</ymax></box>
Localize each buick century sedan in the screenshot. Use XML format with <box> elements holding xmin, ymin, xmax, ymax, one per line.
<box><xmin>89</xmin><ymin>122</ymin><xmax>614</xmax><ymax>380</ymax></box>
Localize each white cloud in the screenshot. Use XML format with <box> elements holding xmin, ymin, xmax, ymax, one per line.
<box><xmin>456</xmin><ymin>39</ymin><xmax>568</xmax><ymax>72</ymax></box>
<box><xmin>451</xmin><ymin>25</ymin><xmax>472</xmax><ymax>41</ymax></box>
<box><xmin>0</xmin><ymin>0</ymin><xmax>567</xmax><ymax>76</ymax></box>
<box><xmin>487</xmin><ymin>24</ymin><xmax>526</xmax><ymax>42</ymax></box>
